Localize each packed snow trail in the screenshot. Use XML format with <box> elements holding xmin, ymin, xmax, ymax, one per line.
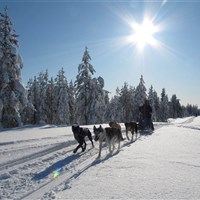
<box><xmin>22</xmin><ymin>148</ymin><xmax>100</xmax><ymax>199</ymax></box>
<box><xmin>1</xmin><ymin>117</ymin><xmax>200</xmax><ymax>199</ymax></box>
<box><xmin>0</xmin><ymin>125</ymin><xmax>77</xmax><ymax>199</ymax></box>
<box><xmin>56</xmin><ymin>118</ymin><xmax>200</xmax><ymax>199</ymax></box>
<box><xmin>0</xmin><ymin>142</ymin><xmax>73</xmax><ymax>172</ymax></box>
<box><xmin>1</xmin><ymin>124</ymin><xmax>114</xmax><ymax>200</ymax></box>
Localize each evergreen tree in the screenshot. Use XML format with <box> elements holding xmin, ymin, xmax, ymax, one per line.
<box><xmin>119</xmin><ymin>82</ymin><xmax>136</xmax><ymax>122</ymax></box>
<box><xmin>135</xmin><ymin>75</ymin><xmax>147</xmax><ymax>120</ymax></box>
<box><xmin>104</xmin><ymin>90</ymin><xmax>110</xmax><ymax>122</ymax></box>
<box><xmin>148</xmin><ymin>85</ymin><xmax>156</xmax><ymax>121</ymax></box>
<box><xmin>169</xmin><ymin>94</ymin><xmax>182</xmax><ymax>118</ymax></box>
<box><xmin>75</xmin><ymin>47</ymin><xmax>94</xmax><ymax>124</ymax></box>
<box><xmin>153</xmin><ymin>90</ymin><xmax>160</xmax><ymax>122</ymax></box>
<box><xmin>107</xmin><ymin>93</ymin><xmax>122</xmax><ymax>122</ymax></box>
<box><xmin>135</xmin><ymin>75</ymin><xmax>147</xmax><ymax>105</ymax></box>
<box><xmin>55</xmin><ymin>68</ymin><xmax>69</xmax><ymax>125</ymax></box>
<box><xmin>159</xmin><ymin>88</ymin><xmax>169</xmax><ymax>122</ymax></box>
<box><xmin>75</xmin><ymin>47</ymin><xmax>105</xmax><ymax>125</ymax></box>
<box><xmin>46</xmin><ymin>77</ymin><xmax>57</xmax><ymax>124</ymax></box>
<box><xmin>0</xmin><ymin>7</ymin><xmax>30</xmax><ymax>127</ymax></box>
<box><xmin>26</xmin><ymin>76</ymin><xmax>40</xmax><ymax>124</ymax></box>
<box><xmin>88</xmin><ymin>76</ymin><xmax>106</xmax><ymax>124</ymax></box>
<box><xmin>68</xmin><ymin>80</ymin><xmax>75</xmax><ymax>125</ymax></box>
<box><xmin>27</xmin><ymin>68</ymin><xmax>71</xmax><ymax>125</ymax></box>
<box><xmin>184</xmin><ymin>104</ymin><xmax>200</xmax><ymax>116</ymax></box>
<box><xmin>37</xmin><ymin>70</ymin><xmax>48</xmax><ymax>124</ymax></box>
<box><xmin>129</xmin><ymin>86</ymin><xmax>137</xmax><ymax>121</ymax></box>
<box><xmin>22</xmin><ymin>78</ymin><xmax>35</xmax><ymax>124</ymax></box>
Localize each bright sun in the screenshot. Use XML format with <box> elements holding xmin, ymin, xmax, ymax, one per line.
<box><xmin>129</xmin><ymin>18</ymin><xmax>159</xmax><ymax>51</ymax></box>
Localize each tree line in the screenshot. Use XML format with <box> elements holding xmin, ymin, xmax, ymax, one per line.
<box><xmin>26</xmin><ymin>47</ymin><xmax>200</xmax><ymax>126</ymax></box>
<box><xmin>0</xmin><ymin>8</ymin><xmax>199</xmax><ymax>128</ymax></box>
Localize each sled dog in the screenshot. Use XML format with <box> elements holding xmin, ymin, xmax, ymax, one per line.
<box><xmin>72</xmin><ymin>124</ymin><xmax>94</xmax><ymax>153</ymax></box>
<box><xmin>109</xmin><ymin>121</ymin><xmax>124</xmax><ymax>141</ymax></box>
<box><xmin>124</xmin><ymin>122</ymin><xmax>138</xmax><ymax>141</ymax></box>
<box><xmin>109</xmin><ymin>121</ymin><xmax>121</xmax><ymax>130</ymax></box>
<box><xmin>93</xmin><ymin>125</ymin><xmax>122</xmax><ymax>158</ymax></box>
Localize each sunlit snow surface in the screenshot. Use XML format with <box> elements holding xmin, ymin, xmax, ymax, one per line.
<box><xmin>0</xmin><ymin>117</ymin><xmax>200</xmax><ymax>199</ymax></box>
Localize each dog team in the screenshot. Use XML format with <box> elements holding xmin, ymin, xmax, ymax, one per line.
<box><xmin>72</xmin><ymin>100</ymin><xmax>155</xmax><ymax>158</ymax></box>
<box><xmin>72</xmin><ymin>121</ymin><xmax>138</xmax><ymax>159</ymax></box>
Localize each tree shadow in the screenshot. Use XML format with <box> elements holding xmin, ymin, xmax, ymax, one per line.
<box><xmin>33</xmin><ymin>153</ymin><xmax>81</xmax><ymax>180</ymax></box>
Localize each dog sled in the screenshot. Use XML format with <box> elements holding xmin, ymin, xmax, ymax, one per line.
<box><xmin>138</xmin><ymin>116</ymin><xmax>154</xmax><ymax>133</ymax></box>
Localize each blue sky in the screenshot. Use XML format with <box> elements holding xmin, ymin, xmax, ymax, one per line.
<box><xmin>1</xmin><ymin>0</ymin><xmax>200</xmax><ymax>107</ymax></box>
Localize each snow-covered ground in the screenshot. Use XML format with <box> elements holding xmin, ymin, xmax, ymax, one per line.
<box><xmin>0</xmin><ymin>116</ymin><xmax>200</xmax><ymax>199</ymax></box>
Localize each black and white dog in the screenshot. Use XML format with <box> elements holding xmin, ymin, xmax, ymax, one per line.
<box><xmin>72</xmin><ymin>124</ymin><xmax>94</xmax><ymax>153</ymax></box>
<box><xmin>93</xmin><ymin>125</ymin><xmax>122</xmax><ymax>158</ymax></box>
<box><xmin>124</xmin><ymin>122</ymin><xmax>138</xmax><ymax>141</ymax></box>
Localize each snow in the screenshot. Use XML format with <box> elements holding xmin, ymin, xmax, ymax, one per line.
<box><xmin>1</xmin><ymin>117</ymin><xmax>200</xmax><ymax>199</ymax></box>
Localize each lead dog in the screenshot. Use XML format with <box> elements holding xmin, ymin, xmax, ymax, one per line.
<box><xmin>72</xmin><ymin>125</ymin><xmax>94</xmax><ymax>153</ymax></box>
<box><xmin>93</xmin><ymin>125</ymin><xmax>122</xmax><ymax>158</ymax></box>
<box><xmin>124</xmin><ymin>122</ymin><xmax>138</xmax><ymax>141</ymax></box>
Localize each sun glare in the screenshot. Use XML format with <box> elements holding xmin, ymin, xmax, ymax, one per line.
<box><xmin>129</xmin><ymin>18</ymin><xmax>159</xmax><ymax>51</ymax></box>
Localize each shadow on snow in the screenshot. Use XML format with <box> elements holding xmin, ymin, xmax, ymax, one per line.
<box><xmin>33</xmin><ymin>129</ymin><xmax>154</xmax><ymax>182</ymax></box>
<box><xmin>32</xmin><ymin>153</ymin><xmax>81</xmax><ymax>180</ymax></box>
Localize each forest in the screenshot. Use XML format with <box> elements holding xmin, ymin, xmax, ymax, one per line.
<box><xmin>0</xmin><ymin>7</ymin><xmax>199</xmax><ymax>128</ymax></box>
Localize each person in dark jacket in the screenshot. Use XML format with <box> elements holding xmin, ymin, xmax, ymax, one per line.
<box><xmin>139</xmin><ymin>99</ymin><xmax>154</xmax><ymax>131</ymax></box>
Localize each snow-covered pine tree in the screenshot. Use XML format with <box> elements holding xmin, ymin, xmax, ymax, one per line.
<box><xmin>0</xmin><ymin>7</ymin><xmax>30</xmax><ymax>127</ymax></box>
<box><xmin>88</xmin><ymin>76</ymin><xmax>106</xmax><ymax>124</ymax></box>
<box><xmin>27</xmin><ymin>71</ymin><xmax>49</xmax><ymax>125</ymax></box>
<box><xmin>26</xmin><ymin>76</ymin><xmax>40</xmax><ymax>124</ymax></box>
<box><xmin>106</xmin><ymin>87</ymin><xmax>122</xmax><ymax>122</ymax></box>
<box><xmin>68</xmin><ymin>80</ymin><xmax>75</xmax><ymax>125</ymax></box>
<box><xmin>119</xmin><ymin>82</ymin><xmax>129</xmax><ymax>122</ymax></box>
<box><xmin>103</xmin><ymin>90</ymin><xmax>110</xmax><ymax>122</ymax></box>
<box><xmin>184</xmin><ymin>104</ymin><xmax>200</xmax><ymax>116</ymax></box>
<box><xmin>22</xmin><ymin>78</ymin><xmax>35</xmax><ymax>124</ymax></box>
<box><xmin>169</xmin><ymin>94</ymin><xmax>182</xmax><ymax>118</ymax></box>
<box><xmin>153</xmin><ymin>90</ymin><xmax>160</xmax><ymax>121</ymax></box>
<box><xmin>135</xmin><ymin>75</ymin><xmax>147</xmax><ymax>119</ymax></box>
<box><xmin>46</xmin><ymin>77</ymin><xmax>57</xmax><ymax>124</ymax></box>
<box><xmin>148</xmin><ymin>85</ymin><xmax>156</xmax><ymax>121</ymax></box>
<box><xmin>135</xmin><ymin>75</ymin><xmax>147</xmax><ymax>105</ymax></box>
<box><xmin>55</xmin><ymin>68</ymin><xmax>69</xmax><ymax>125</ymax></box>
<box><xmin>119</xmin><ymin>82</ymin><xmax>136</xmax><ymax>122</ymax></box>
<box><xmin>129</xmin><ymin>86</ymin><xmax>137</xmax><ymax>121</ymax></box>
<box><xmin>37</xmin><ymin>70</ymin><xmax>48</xmax><ymax>124</ymax></box>
<box><xmin>107</xmin><ymin>96</ymin><xmax>122</xmax><ymax>122</ymax></box>
<box><xmin>75</xmin><ymin>47</ymin><xmax>106</xmax><ymax>125</ymax></box>
<box><xmin>75</xmin><ymin>47</ymin><xmax>95</xmax><ymax>125</ymax></box>
<box><xmin>159</xmin><ymin>88</ymin><xmax>169</xmax><ymax>122</ymax></box>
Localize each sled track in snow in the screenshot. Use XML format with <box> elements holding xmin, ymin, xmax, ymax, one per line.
<box><xmin>21</xmin><ymin>147</ymin><xmax>99</xmax><ymax>200</ymax></box>
<box><xmin>181</xmin><ymin>116</ymin><xmax>196</xmax><ymax>124</ymax></box>
<box><xmin>177</xmin><ymin>125</ymin><xmax>200</xmax><ymax>131</ymax></box>
<box><xmin>0</xmin><ymin>141</ymin><xmax>76</xmax><ymax>172</ymax></box>
<box><xmin>1</xmin><ymin>125</ymin><xmax>162</xmax><ymax>200</ymax></box>
<box><xmin>0</xmin><ymin>135</ymin><xmax>68</xmax><ymax>147</ymax></box>
<box><xmin>0</xmin><ymin>125</ymin><xmax>162</xmax><ymax>172</ymax></box>
<box><xmin>21</xmin><ymin>128</ymin><xmax>159</xmax><ymax>200</ymax></box>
